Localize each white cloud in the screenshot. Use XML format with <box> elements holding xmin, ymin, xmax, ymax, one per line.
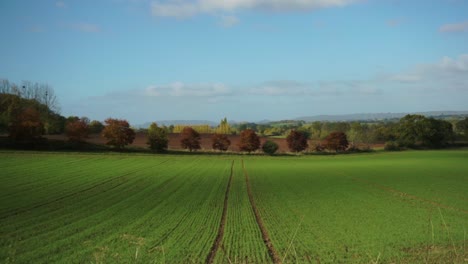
<box><xmin>145</xmin><ymin>85</ymin><xmax>161</xmax><ymax>96</ymax></box>
<box><xmin>71</xmin><ymin>23</ymin><xmax>101</xmax><ymax>33</ymax></box>
<box><xmin>439</xmin><ymin>21</ymin><xmax>468</xmax><ymax>33</ymax></box>
<box><xmin>144</xmin><ymin>82</ymin><xmax>232</xmax><ymax>97</ymax></box>
<box><xmin>249</xmin><ymin>80</ymin><xmax>382</xmax><ymax>96</ymax></box>
<box><xmin>250</xmin><ymin>86</ymin><xmax>302</xmax><ymax>95</ymax></box>
<box><xmin>219</xmin><ymin>15</ymin><xmax>240</xmax><ymax>27</ymax></box>
<box><xmin>390</xmin><ymin>74</ymin><xmax>421</xmax><ymax>83</ymax></box>
<box><xmin>151</xmin><ymin>0</ymin><xmax>361</xmax><ymax>18</ymax></box>
<box><xmin>151</xmin><ymin>2</ymin><xmax>199</xmax><ymax>18</ymax></box>
<box><xmin>317</xmin><ymin>80</ymin><xmax>382</xmax><ymax>96</ymax></box>
<box><xmin>78</xmin><ymin>55</ymin><xmax>468</xmax><ymax>123</ymax></box>
<box><xmin>439</xmin><ymin>54</ymin><xmax>468</xmax><ymax>72</ymax></box>
<box><xmin>386</xmin><ymin>54</ymin><xmax>468</xmax><ymax>92</ymax></box>
<box><xmin>249</xmin><ymin>80</ymin><xmax>308</xmax><ymax>95</ymax></box>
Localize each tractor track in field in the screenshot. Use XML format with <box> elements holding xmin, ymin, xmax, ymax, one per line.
<box><xmin>350</xmin><ymin>177</ymin><xmax>468</xmax><ymax>214</ymax></box>
<box><xmin>242</xmin><ymin>159</ymin><xmax>282</xmax><ymax>264</ymax></box>
<box><xmin>206</xmin><ymin>160</ymin><xmax>235</xmax><ymax>264</ymax></box>
<box><xmin>0</xmin><ymin>160</ymin><xmax>171</xmax><ymax>220</ymax></box>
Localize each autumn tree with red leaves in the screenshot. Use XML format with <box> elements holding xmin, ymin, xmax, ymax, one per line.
<box><xmin>65</xmin><ymin>117</ymin><xmax>89</xmax><ymax>142</ymax></box>
<box><xmin>238</xmin><ymin>129</ymin><xmax>260</xmax><ymax>153</ymax></box>
<box><xmin>9</xmin><ymin>107</ymin><xmax>44</xmax><ymax>140</ymax></box>
<box><xmin>323</xmin><ymin>131</ymin><xmax>349</xmax><ymax>152</ymax></box>
<box><xmin>286</xmin><ymin>130</ymin><xmax>309</xmax><ymax>153</ymax></box>
<box><xmin>180</xmin><ymin>126</ymin><xmax>201</xmax><ymax>152</ymax></box>
<box><xmin>212</xmin><ymin>133</ymin><xmax>231</xmax><ymax>151</ymax></box>
<box><xmin>101</xmin><ymin>118</ymin><xmax>135</xmax><ymax>149</ymax></box>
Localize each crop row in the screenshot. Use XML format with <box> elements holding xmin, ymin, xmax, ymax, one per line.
<box><xmin>245</xmin><ymin>151</ymin><xmax>468</xmax><ymax>263</ymax></box>
<box><xmin>1</xmin><ymin>150</ymin><xmax>466</xmax><ymax>263</ymax></box>
<box><xmin>214</xmin><ymin>160</ymin><xmax>270</xmax><ymax>263</ymax></box>
<box><xmin>0</xmin><ymin>153</ymin><xmax>232</xmax><ymax>263</ymax></box>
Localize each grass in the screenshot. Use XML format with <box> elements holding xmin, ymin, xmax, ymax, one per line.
<box><xmin>0</xmin><ymin>150</ymin><xmax>467</xmax><ymax>263</ymax></box>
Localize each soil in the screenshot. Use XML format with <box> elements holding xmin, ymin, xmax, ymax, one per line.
<box><xmin>47</xmin><ymin>133</ymin><xmax>300</xmax><ymax>153</ymax></box>
<box><xmin>46</xmin><ymin>133</ymin><xmax>383</xmax><ymax>153</ymax></box>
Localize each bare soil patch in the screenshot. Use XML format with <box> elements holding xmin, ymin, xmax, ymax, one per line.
<box><xmin>47</xmin><ymin>133</ymin><xmax>292</xmax><ymax>153</ymax></box>
<box><xmin>46</xmin><ymin>133</ymin><xmax>382</xmax><ymax>153</ymax></box>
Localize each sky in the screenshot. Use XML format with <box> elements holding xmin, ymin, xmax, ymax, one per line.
<box><xmin>1</xmin><ymin>0</ymin><xmax>468</xmax><ymax>124</ymax></box>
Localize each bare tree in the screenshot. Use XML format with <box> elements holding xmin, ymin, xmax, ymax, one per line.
<box><xmin>19</xmin><ymin>81</ymin><xmax>60</xmax><ymax>113</ymax></box>
<box><xmin>0</xmin><ymin>79</ymin><xmax>12</xmax><ymax>94</ymax></box>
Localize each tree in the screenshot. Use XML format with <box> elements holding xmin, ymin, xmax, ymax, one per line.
<box><xmin>9</xmin><ymin>107</ymin><xmax>44</xmax><ymax>141</ymax></box>
<box><xmin>215</xmin><ymin>117</ymin><xmax>232</xmax><ymax>134</ymax></box>
<box><xmin>397</xmin><ymin>115</ymin><xmax>454</xmax><ymax>148</ymax></box>
<box><xmin>397</xmin><ymin>114</ymin><xmax>427</xmax><ymax>147</ymax></box>
<box><xmin>238</xmin><ymin>129</ymin><xmax>260</xmax><ymax>153</ymax></box>
<box><xmin>286</xmin><ymin>130</ymin><xmax>308</xmax><ymax>152</ymax></box>
<box><xmin>262</xmin><ymin>140</ymin><xmax>279</xmax><ymax>155</ymax></box>
<box><xmin>173</xmin><ymin>124</ymin><xmax>212</xmax><ymax>133</ymax></box>
<box><xmin>147</xmin><ymin>122</ymin><xmax>168</xmax><ymax>152</ymax></box>
<box><xmin>348</xmin><ymin>122</ymin><xmax>361</xmax><ymax>147</ymax></box>
<box><xmin>65</xmin><ymin>117</ymin><xmax>89</xmax><ymax>142</ymax></box>
<box><xmin>237</xmin><ymin>122</ymin><xmax>258</xmax><ymax>132</ymax></box>
<box><xmin>180</xmin><ymin>126</ymin><xmax>201</xmax><ymax>152</ymax></box>
<box><xmin>47</xmin><ymin>113</ymin><xmax>66</xmax><ymax>134</ymax></box>
<box><xmin>323</xmin><ymin>131</ymin><xmax>349</xmax><ymax>152</ymax></box>
<box><xmin>455</xmin><ymin>117</ymin><xmax>468</xmax><ymax>139</ymax></box>
<box><xmin>1</xmin><ymin>93</ymin><xmax>22</xmax><ymax>133</ymax></box>
<box><xmin>419</xmin><ymin>118</ymin><xmax>454</xmax><ymax>148</ymax></box>
<box><xmin>89</xmin><ymin>120</ymin><xmax>104</xmax><ymax>134</ymax></box>
<box><xmin>212</xmin><ymin>133</ymin><xmax>231</xmax><ymax>151</ymax></box>
<box><xmin>17</xmin><ymin>81</ymin><xmax>60</xmax><ymax>114</ymax></box>
<box><xmin>372</xmin><ymin>122</ymin><xmax>397</xmax><ymax>142</ymax></box>
<box><xmin>101</xmin><ymin>118</ymin><xmax>135</xmax><ymax>149</ymax></box>
<box><xmin>358</xmin><ymin>123</ymin><xmax>372</xmax><ymax>149</ymax></box>
<box><xmin>1</xmin><ymin>81</ymin><xmax>64</xmax><ymax>136</ymax></box>
<box><xmin>311</xmin><ymin>121</ymin><xmax>323</xmax><ymax>139</ymax></box>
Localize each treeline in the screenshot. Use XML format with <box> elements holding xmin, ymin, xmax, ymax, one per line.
<box><xmin>66</xmin><ymin>114</ymin><xmax>468</xmax><ymax>152</ymax></box>
<box><xmin>0</xmin><ymin>79</ymin><xmax>107</xmax><ymax>138</ymax></box>
<box><xmin>1</xmin><ymin>79</ymin><xmax>467</xmax><ymax>153</ymax></box>
<box><xmin>160</xmin><ymin>115</ymin><xmax>468</xmax><ymax>149</ymax></box>
<box><xmin>105</xmin><ymin>123</ymin><xmax>349</xmax><ymax>155</ymax></box>
<box><xmin>233</xmin><ymin>116</ymin><xmax>467</xmax><ymax>148</ymax></box>
<box><xmin>1</xmin><ymin>81</ymin><xmax>64</xmax><ymax>136</ymax></box>
<box><xmin>149</xmin><ymin>118</ymin><xmax>234</xmax><ymax>134</ymax></box>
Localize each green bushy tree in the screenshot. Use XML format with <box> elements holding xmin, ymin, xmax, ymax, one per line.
<box><xmin>262</xmin><ymin>140</ymin><xmax>279</xmax><ymax>155</ymax></box>
<box><xmin>147</xmin><ymin>122</ymin><xmax>168</xmax><ymax>152</ymax></box>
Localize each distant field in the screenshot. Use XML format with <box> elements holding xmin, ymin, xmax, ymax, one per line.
<box><xmin>46</xmin><ymin>133</ymin><xmax>295</xmax><ymax>152</ymax></box>
<box><xmin>0</xmin><ymin>150</ymin><xmax>467</xmax><ymax>263</ymax></box>
<box><xmin>45</xmin><ymin>133</ymin><xmax>384</xmax><ymax>152</ymax></box>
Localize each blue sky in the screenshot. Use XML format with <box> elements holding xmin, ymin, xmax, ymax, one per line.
<box><xmin>1</xmin><ymin>0</ymin><xmax>467</xmax><ymax>124</ymax></box>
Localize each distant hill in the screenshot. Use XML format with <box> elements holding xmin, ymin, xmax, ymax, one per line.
<box><xmin>295</xmin><ymin>111</ymin><xmax>468</xmax><ymax>122</ymax></box>
<box><xmin>136</xmin><ymin>111</ymin><xmax>468</xmax><ymax>128</ymax></box>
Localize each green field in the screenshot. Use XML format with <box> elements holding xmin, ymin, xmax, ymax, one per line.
<box><xmin>0</xmin><ymin>150</ymin><xmax>467</xmax><ymax>263</ymax></box>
